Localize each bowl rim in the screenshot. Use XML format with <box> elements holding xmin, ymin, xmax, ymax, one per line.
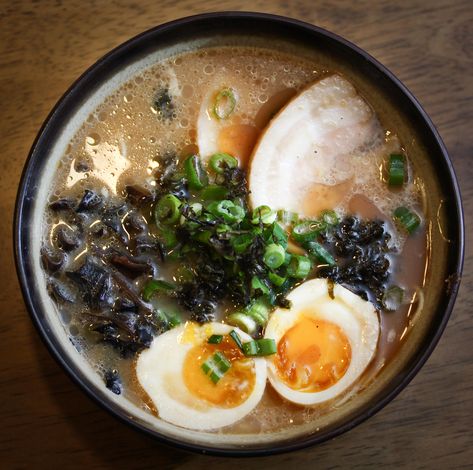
<box><xmin>14</xmin><ymin>11</ymin><xmax>464</xmax><ymax>457</ymax></box>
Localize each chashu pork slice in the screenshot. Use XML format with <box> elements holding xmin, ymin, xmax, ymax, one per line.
<box><xmin>248</xmin><ymin>74</ymin><xmax>382</xmax><ymax>217</ymax></box>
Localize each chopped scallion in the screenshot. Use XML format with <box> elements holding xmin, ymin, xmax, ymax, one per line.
<box><xmin>209</xmin><ymin>152</ymin><xmax>238</xmax><ymax>174</ymax></box>
<box><xmin>251</xmin><ymin>276</ymin><xmax>270</xmax><ymax>296</ymax></box>
<box><xmin>242</xmin><ymin>338</ymin><xmax>277</xmax><ymax>357</ymax></box>
<box><xmin>268</xmin><ymin>271</ymin><xmax>287</xmax><ymax>287</ymax></box>
<box><xmin>201</xmin><ymin>351</ymin><xmax>231</xmax><ymax>384</ymax></box>
<box><xmin>263</xmin><ymin>243</ymin><xmax>286</xmax><ymax>269</ymax></box>
<box><xmin>251</xmin><ymin>205</ymin><xmax>276</xmax><ymax>225</ymax></box>
<box><xmin>227</xmin><ymin>313</ymin><xmax>257</xmax><ymax>335</ymax></box>
<box><xmin>213</xmin><ymin>88</ymin><xmax>237</xmax><ymax>120</ymax></box>
<box><xmin>193</xmin><ymin>229</ymin><xmax>212</xmax><ymax>244</ymax></box>
<box><xmin>201</xmin><ymin>184</ymin><xmax>229</xmax><ymax>201</ymax></box>
<box><xmin>154</xmin><ymin>309</ymin><xmax>181</xmax><ymax>330</ymax></box>
<box><xmin>216</xmin><ymin>223</ymin><xmax>232</xmax><ymax>234</ymax></box>
<box><xmin>321</xmin><ymin>210</ymin><xmax>339</xmax><ymax>226</ymax></box>
<box><xmin>305</xmin><ymin>241</ymin><xmax>336</xmax><ymax>266</ymax></box>
<box><xmin>231</xmin><ymin>233</ymin><xmax>253</xmax><ymax>254</ymax></box>
<box><xmin>207</xmin><ymin>334</ymin><xmax>223</xmax><ymax>344</ymax></box>
<box><xmin>229</xmin><ymin>329</ymin><xmax>244</xmax><ymax>350</ymax></box>
<box><xmin>287</xmin><ymin>255</ymin><xmax>312</xmax><ymax>278</ymax></box>
<box><xmin>207</xmin><ymin>200</ymin><xmax>245</xmax><ymax>223</ymax></box>
<box><xmin>142</xmin><ymin>279</ymin><xmax>176</xmax><ymax>301</ymax></box>
<box><xmin>184</xmin><ymin>154</ymin><xmax>208</xmax><ymax>190</ymax></box>
<box><xmin>154</xmin><ymin>194</ymin><xmax>182</xmax><ymax>225</ymax></box>
<box><xmin>277</xmin><ymin>209</ymin><xmax>298</xmax><ymax>225</ymax></box>
<box><xmin>292</xmin><ymin>220</ymin><xmax>325</xmax><ymax>243</ymax></box>
<box><xmin>388</xmin><ymin>154</ymin><xmax>405</xmax><ymax>187</ymax></box>
<box><xmin>393</xmin><ymin>206</ymin><xmax>421</xmax><ymax>234</ymax></box>
<box><xmin>158</xmin><ymin>226</ymin><xmax>179</xmax><ymax>249</ymax></box>
<box><xmin>271</xmin><ymin>222</ymin><xmax>288</xmax><ymax>248</ymax></box>
<box><xmin>246</xmin><ymin>298</ymin><xmax>269</xmax><ymax>326</ymax></box>
<box><xmin>165</xmin><ymin>310</ymin><xmax>182</xmax><ymax>328</ymax></box>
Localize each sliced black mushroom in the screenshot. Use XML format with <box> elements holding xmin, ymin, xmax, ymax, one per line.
<box><xmin>104</xmin><ymin>369</ymin><xmax>122</xmax><ymax>395</ymax></box>
<box><xmin>124</xmin><ymin>185</ymin><xmax>155</xmax><ymax>206</ymax></box>
<box><xmin>41</xmin><ymin>247</ymin><xmax>65</xmax><ymax>273</ymax></box>
<box><xmin>109</xmin><ymin>252</ymin><xmax>153</xmax><ymax>278</ymax></box>
<box><xmin>77</xmin><ymin>189</ymin><xmax>102</xmax><ymax>213</ymax></box>
<box><xmin>101</xmin><ymin>204</ymin><xmax>130</xmax><ymax>245</ymax></box>
<box><xmin>56</xmin><ymin>226</ymin><xmax>81</xmax><ymax>252</ymax></box>
<box><xmin>47</xmin><ymin>279</ymin><xmax>75</xmax><ymax>303</ymax></box>
<box><xmin>49</xmin><ymin>198</ymin><xmax>76</xmax><ymax>212</ymax></box>
<box><xmin>66</xmin><ymin>258</ymin><xmax>114</xmax><ymax>310</ymax></box>
<box><xmin>132</xmin><ymin>234</ymin><xmax>164</xmax><ymax>260</ymax></box>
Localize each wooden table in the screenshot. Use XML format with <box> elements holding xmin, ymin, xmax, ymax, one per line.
<box><xmin>1</xmin><ymin>1</ymin><xmax>471</xmax><ymax>468</ymax></box>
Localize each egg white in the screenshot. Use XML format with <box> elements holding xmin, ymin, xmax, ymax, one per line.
<box><xmin>264</xmin><ymin>278</ymin><xmax>379</xmax><ymax>405</ymax></box>
<box><xmin>136</xmin><ymin>322</ymin><xmax>267</xmax><ymax>431</ymax></box>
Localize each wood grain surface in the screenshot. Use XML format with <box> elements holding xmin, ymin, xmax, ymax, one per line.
<box><xmin>1</xmin><ymin>1</ymin><xmax>472</xmax><ymax>468</ymax></box>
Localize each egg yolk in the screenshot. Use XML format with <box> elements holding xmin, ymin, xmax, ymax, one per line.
<box><xmin>275</xmin><ymin>317</ymin><xmax>351</xmax><ymax>392</ymax></box>
<box><xmin>183</xmin><ymin>336</ymin><xmax>256</xmax><ymax>408</ymax></box>
<box><xmin>218</xmin><ymin>124</ymin><xmax>259</xmax><ymax>168</ymax></box>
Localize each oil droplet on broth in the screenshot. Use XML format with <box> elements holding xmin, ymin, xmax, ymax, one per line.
<box><xmin>86</xmin><ymin>133</ymin><xmax>101</xmax><ymax>146</ymax></box>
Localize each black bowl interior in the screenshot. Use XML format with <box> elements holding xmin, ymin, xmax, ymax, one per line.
<box><xmin>14</xmin><ymin>12</ymin><xmax>464</xmax><ymax>456</ymax></box>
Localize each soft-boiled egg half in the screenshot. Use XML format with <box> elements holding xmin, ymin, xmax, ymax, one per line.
<box><xmin>197</xmin><ymin>77</ymin><xmax>297</xmax><ymax>167</ymax></box>
<box><xmin>264</xmin><ymin>278</ymin><xmax>379</xmax><ymax>405</ymax></box>
<box><xmin>197</xmin><ymin>78</ymin><xmax>259</xmax><ymax>167</ymax></box>
<box><xmin>136</xmin><ymin>322</ymin><xmax>267</xmax><ymax>430</ymax></box>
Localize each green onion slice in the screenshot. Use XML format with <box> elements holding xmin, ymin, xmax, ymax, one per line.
<box><xmin>382</xmin><ymin>285</ymin><xmax>404</xmax><ymax>311</ymax></box>
<box><xmin>165</xmin><ymin>310</ymin><xmax>182</xmax><ymax>328</ymax></box>
<box><xmin>213</xmin><ymin>88</ymin><xmax>237</xmax><ymax>120</ymax></box>
<box><xmin>207</xmin><ymin>334</ymin><xmax>223</xmax><ymax>344</ymax></box>
<box><xmin>292</xmin><ymin>220</ymin><xmax>326</xmax><ymax>243</ymax></box>
<box><xmin>158</xmin><ymin>226</ymin><xmax>179</xmax><ymax>250</ymax></box>
<box><xmin>251</xmin><ymin>276</ymin><xmax>270</xmax><ymax>296</ymax></box>
<box><xmin>231</xmin><ymin>233</ymin><xmax>253</xmax><ymax>254</ymax></box>
<box><xmin>193</xmin><ymin>229</ymin><xmax>212</xmax><ymax>245</ymax></box>
<box><xmin>142</xmin><ymin>279</ymin><xmax>176</xmax><ymax>301</ymax></box>
<box><xmin>320</xmin><ymin>210</ymin><xmax>339</xmax><ymax>226</ymax></box>
<box><xmin>246</xmin><ymin>298</ymin><xmax>269</xmax><ymax>326</ymax></box>
<box><xmin>209</xmin><ymin>152</ymin><xmax>238</xmax><ymax>174</ymax></box>
<box><xmin>242</xmin><ymin>338</ymin><xmax>277</xmax><ymax>357</ymax></box>
<box><xmin>154</xmin><ymin>309</ymin><xmax>181</xmax><ymax>330</ymax></box>
<box><xmin>263</xmin><ymin>243</ymin><xmax>286</xmax><ymax>269</ymax></box>
<box><xmin>268</xmin><ymin>271</ymin><xmax>287</xmax><ymax>287</ymax></box>
<box><xmin>201</xmin><ymin>184</ymin><xmax>229</xmax><ymax>201</ymax></box>
<box><xmin>201</xmin><ymin>351</ymin><xmax>232</xmax><ymax>384</ymax></box>
<box><xmin>271</xmin><ymin>222</ymin><xmax>289</xmax><ymax>248</ymax></box>
<box><xmin>207</xmin><ymin>200</ymin><xmax>245</xmax><ymax>224</ymax></box>
<box><xmin>388</xmin><ymin>154</ymin><xmax>405</xmax><ymax>187</ymax></box>
<box><xmin>184</xmin><ymin>154</ymin><xmax>208</xmax><ymax>190</ymax></box>
<box><xmin>287</xmin><ymin>255</ymin><xmax>312</xmax><ymax>279</ymax></box>
<box><xmin>305</xmin><ymin>241</ymin><xmax>336</xmax><ymax>266</ymax></box>
<box><xmin>393</xmin><ymin>206</ymin><xmax>421</xmax><ymax>234</ymax></box>
<box><xmin>227</xmin><ymin>314</ymin><xmax>257</xmax><ymax>334</ymax></box>
<box><xmin>229</xmin><ymin>329</ymin><xmax>245</xmax><ymax>350</ymax></box>
<box><xmin>154</xmin><ymin>194</ymin><xmax>181</xmax><ymax>225</ymax></box>
<box><xmin>251</xmin><ymin>205</ymin><xmax>277</xmax><ymax>225</ymax></box>
<box><xmin>277</xmin><ymin>210</ymin><xmax>298</xmax><ymax>225</ymax></box>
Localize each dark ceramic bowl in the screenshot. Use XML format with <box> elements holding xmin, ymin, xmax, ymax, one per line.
<box><xmin>14</xmin><ymin>12</ymin><xmax>464</xmax><ymax>456</ymax></box>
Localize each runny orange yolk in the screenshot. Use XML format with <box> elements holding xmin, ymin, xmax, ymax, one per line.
<box><xmin>183</xmin><ymin>336</ymin><xmax>256</xmax><ymax>408</ymax></box>
<box><xmin>275</xmin><ymin>316</ymin><xmax>351</xmax><ymax>392</ymax></box>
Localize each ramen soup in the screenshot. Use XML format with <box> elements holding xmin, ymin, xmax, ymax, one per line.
<box><xmin>40</xmin><ymin>45</ymin><xmax>428</xmax><ymax>434</ymax></box>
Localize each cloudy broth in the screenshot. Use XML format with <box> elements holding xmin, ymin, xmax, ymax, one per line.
<box><xmin>41</xmin><ymin>46</ymin><xmax>428</xmax><ymax>434</ymax></box>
